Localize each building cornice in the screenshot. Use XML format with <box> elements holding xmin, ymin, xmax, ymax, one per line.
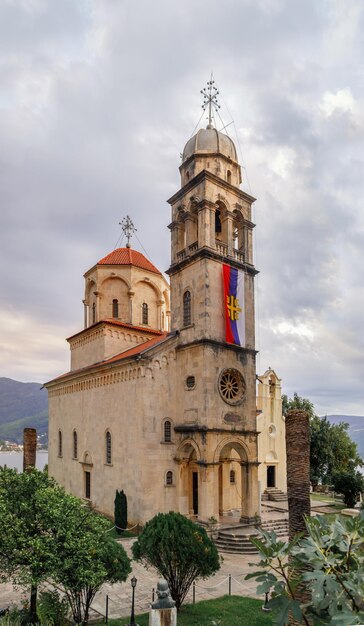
<box><xmin>175</xmin><ymin>337</ymin><xmax>258</xmax><ymax>357</ymax></box>
<box><xmin>167</xmin><ymin>169</ymin><xmax>256</xmax><ymax>206</ymax></box>
<box><xmin>166</xmin><ymin>246</ymin><xmax>259</xmax><ymax>276</ymax></box>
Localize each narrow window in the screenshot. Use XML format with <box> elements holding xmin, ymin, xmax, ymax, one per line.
<box><xmin>106</xmin><ymin>431</ymin><xmax>112</xmax><ymax>464</ymax></box>
<box><xmin>92</xmin><ymin>302</ymin><xmax>96</xmax><ymax>324</ymax></box>
<box><xmin>183</xmin><ymin>290</ymin><xmax>191</xmax><ymax>326</ymax></box>
<box><xmin>58</xmin><ymin>430</ymin><xmax>63</xmax><ymax>457</ymax></box>
<box><xmin>215</xmin><ymin>209</ymin><xmax>222</xmax><ymax>235</ymax></box>
<box><xmin>112</xmin><ymin>299</ymin><xmax>119</xmax><ymax>318</ymax></box>
<box><xmin>73</xmin><ymin>431</ymin><xmax>78</xmax><ymax>459</ymax></box>
<box><xmin>85</xmin><ymin>471</ymin><xmax>91</xmax><ymax>499</ymax></box>
<box><xmin>164</xmin><ymin>420</ymin><xmax>172</xmax><ymax>443</ymax></box>
<box><xmin>230</xmin><ymin>469</ymin><xmax>236</xmax><ymax>484</ymax></box>
<box><xmin>166</xmin><ymin>471</ymin><xmax>173</xmax><ymax>486</ymax></box>
<box><xmin>142</xmin><ymin>303</ymin><xmax>148</xmax><ymax>325</ymax></box>
<box><xmin>227</xmin><ymin>170</ymin><xmax>231</xmax><ymax>184</ymax></box>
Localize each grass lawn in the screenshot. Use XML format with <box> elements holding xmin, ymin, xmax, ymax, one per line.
<box><xmin>97</xmin><ymin>595</ymin><xmax>274</xmax><ymax>626</ymax></box>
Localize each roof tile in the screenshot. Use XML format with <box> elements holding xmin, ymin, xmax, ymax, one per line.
<box><xmin>97</xmin><ymin>247</ymin><xmax>161</xmax><ymax>275</ymax></box>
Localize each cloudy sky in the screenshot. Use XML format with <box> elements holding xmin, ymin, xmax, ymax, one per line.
<box><xmin>1</xmin><ymin>0</ymin><xmax>363</xmax><ymax>416</ymax></box>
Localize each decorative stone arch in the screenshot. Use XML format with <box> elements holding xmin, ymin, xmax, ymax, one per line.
<box><xmin>213</xmin><ymin>436</ymin><xmax>249</xmax><ymax>464</ymax></box>
<box><xmin>99</xmin><ymin>274</ymin><xmax>131</xmax><ymax>291</ymax></box>
<box><xmin>175</xmin><ymin>437</ymin><xmax>202</xmax><ymax>463</ymax></box>
<box><xmin>214</xmin><ymin>437</ymin><xmax>259</xmax><ymax>523</ymax></box>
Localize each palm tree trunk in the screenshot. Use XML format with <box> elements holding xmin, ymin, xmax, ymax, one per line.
<box><xmin>285</xmin><ymin>409</ymin><xmax>311</xmax><ymax>625</ymax></box>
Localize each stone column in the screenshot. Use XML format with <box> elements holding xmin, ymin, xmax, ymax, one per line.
<box><xmin>94</xmin><ymin>291</ymin><xmax>101</xmax><ymax>323</ymax></box>
<box><xmin>199</xmin><ymin>463</ymin><xmax>219</xmax><ymax>520</ymax></box>
<box><xmin>240</xmin><ymin>461</ymin><xmax>260</xmax><ymax>524</ymax></box>
<box><xmin>23</xmin><ymin>428</ymin><xmax>37</xmax><ymax>471</ymax></box>
<box><xmin>157</xmin><ymin>300</ymin><xmax>164</xmax><ymax>330</ymax></box>
<box><xmin>198</xmin><ymin>205</ymin><xmax>211</xmax><ymax>249</ymax></box>
<box><xmin>82</xmin><ymin>300</ymin><xmax>88</xmax><ymax>328</ymax></box>
<box><xmin>128</xmin><ymin>290</ymin><xmax>135</xmax><ymax>325</ymax></box>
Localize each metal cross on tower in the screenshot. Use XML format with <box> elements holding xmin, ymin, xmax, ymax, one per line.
<box><xmin>119</xmin><ymin>215</ymin><xmax>137</xmax><ymax>248</ymax></box>
<box><xmin>201</xmin><ymin>75</ymin><xmax>220</xmax><ymax>126</ymax></box>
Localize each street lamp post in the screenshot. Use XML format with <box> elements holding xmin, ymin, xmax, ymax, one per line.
<box><xmin>128</xmin><ymin>576</ymin><xmax>138</xmax><ymax>626</ymax></box>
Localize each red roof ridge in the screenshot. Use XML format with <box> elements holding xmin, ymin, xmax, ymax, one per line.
<box><xmin>46</xmin><ymin>332</ymin><xmax>173</xmax><ymax>384</ymax></box>
<box><xmin>67</xmin><ymin>319</ymin><xmax>164</xmax><ymax>342</ymax></box>
<box><xmin>97</xmin><ymin>247</ymin><xmax>161</xmax><ymax>275</ymax></box>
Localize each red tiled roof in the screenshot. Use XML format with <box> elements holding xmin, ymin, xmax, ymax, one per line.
<box><xmin>47</xmin><ymin>332</ymin><xmax>172</xmax><ymax>384</ymax></box>
<box><xmin>97</xmin><ymin>247</ymin><xmax>161</xmax><ymax>275</ymax></box>
<box><xmin>67</xmin><ymin>319</ymin><xmax>164</xmax><ymax>342</ymax></box>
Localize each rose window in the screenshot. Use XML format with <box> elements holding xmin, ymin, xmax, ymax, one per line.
<box><xmin>219</xmin><ymin>369</ymin><xmax>246</xmax><ymax>405</ymax></box>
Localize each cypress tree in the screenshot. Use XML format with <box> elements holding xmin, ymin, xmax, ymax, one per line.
<box><xmin>114</xmin><ymin>489</ymin><xmax>127</xmax><ymax>534</ymax></box>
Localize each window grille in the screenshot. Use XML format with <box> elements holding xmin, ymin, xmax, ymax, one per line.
<box><xmin>164</xmin><ymin>420</ymin><xmax>172</xmax><ymax>442</ymax></box>
<box><xmin>142</xmin><ymin>303</ymin><xmax>148</xmax><ymax>325</ymax></box>
<box><xmin>166</xmin><ymin>471</ymin><xmax>173</xmax><ymax>485</ymax></box>
<box><xmin>112</xmin><ymin>299</ymin><xmax>119</xmax><ymax>318</ymax></box>
<box><xmin>230</xmin><ymin>470</ymin><xmax>236</xmax><ymax>484</ymax></box>
<box><xmin>106</xmin><ymin>431</ymin><xmax>112</xmax><ymax>464</ymax></box>
<box><xmin>58</xmin><ymin>430</ymin><xmax>63</xmax><ymax>457</ymax></box>
<box><xmin>183</xmin><ymin>291</ymin><xmax>191</xmax><ymax>326</ymax></box>
<box><xmin>73</xmin><ymin>431</ymin><xmax>78</xmax><ymax>459</ymax></box>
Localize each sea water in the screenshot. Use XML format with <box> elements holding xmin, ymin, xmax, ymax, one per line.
<box><xmin>0</xmin><ymin>450</ymin><xmax>48</xmax><ymax>472</ymax></box>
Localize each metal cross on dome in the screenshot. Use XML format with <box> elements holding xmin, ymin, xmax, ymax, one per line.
<box><xmin>119</xmin><ymin>215</ymin><xmax>137</xmax><ymax>248</ymax></box>
<box><xmin>201</xmin><ymin>75</ymin><xmax>221</xmax><ymax>126</ymax></box>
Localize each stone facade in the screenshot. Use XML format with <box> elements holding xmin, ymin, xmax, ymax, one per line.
<box><xmin>46</xmin><ymin>123</ymin><xmax>285</xmax><ymax>526</ymax></box>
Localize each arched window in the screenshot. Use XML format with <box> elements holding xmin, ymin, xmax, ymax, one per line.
<box><xmin>105</xmin><ymin>431</ymin><xmax>112</xmax><ymax>464</ymax></box>
<box><xmin>230</xmin><ymin>469</ymin><xmax>236</xmax><ymax>484</ymax></box>
<box><xmin>227</xmin><ymin>170</ymin><xmax>231</xmax><ymax>184</ymax></box>
<box><xmin>166</xmin><ymin>471</ymin><xmax>173</xmax><ymax>486</ymax></box>
<box><xmin>183</xmin><ymin>290</ymin><xmax>191</xmax><ymax>327</ymax></box>
<box><xmin>58</xmin><ymin>430</ymin><xmax>63</xmax><ymax>457</ymax></box>
<box><xmin>164</xmin><ymin>420</ymin><xmax>172</xmax><ymax>443</ymax></box>
<box><xmin>112</xmin><ymin>299</ymin><xmax>119</xmax><ymax>318</ymax></box>
<box><xmin>142</xmin><ymin>303</ymin><xmax>148</xmax><ymax>325</ymax></box>
<box><xmin>92</xmin><ymin>302</ymin><xmax>96</xmax><ymax>324</ymax></box>
<box><xmin>215</xmin><ymin>209</ymin><xmax>222</xmax><ymax>235</ymax></box>
<box><xmin>73</xmin><ymin>431</ymin><xmax>78</xmax><ymax>459</ymax></box>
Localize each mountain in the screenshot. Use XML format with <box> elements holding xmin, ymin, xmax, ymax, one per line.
<box><xmin>325</xmin><ymin>414</ymin><xmax>364</xmax><ymax>458</ymax></box>
<box><xmin>0</xmin><ymin>378</ymin><xmax>48</xmax><ymax>443</ymax></box>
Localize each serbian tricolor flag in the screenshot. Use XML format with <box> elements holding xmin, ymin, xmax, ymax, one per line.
<box><xmin>223</xmin><ymin>265</ymin><xmax>245</xmax><ymax>346</ymax></box>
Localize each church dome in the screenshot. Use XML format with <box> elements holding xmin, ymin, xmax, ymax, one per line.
<box><xmin>182</xmin><ymin>125</ymin><xmax>238</xmax><ymax>163</ymax></box>
<box><xmin>97</xmin><ymin>247</ymin><xmax>162</xmax><ymax>276</ymax></box>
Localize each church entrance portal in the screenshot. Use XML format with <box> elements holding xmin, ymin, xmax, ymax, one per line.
<box><xmin>267</xmin><ymin>465</ymin><xmax>276</xmax><ymax>488</ymax></box>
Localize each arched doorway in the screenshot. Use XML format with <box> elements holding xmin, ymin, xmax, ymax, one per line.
<box><xmin>215</xmin><ymin>438</ymin><xmax>260</xmax><ymax>524</ymax></box>
<box><xmin>218</xmin><ymin>441</ymin><xmax>247</xmax><ymax>516</ymax></box>
<box><xmin>175</xmin><ymin>439</ymin><xmax>201</xmax><ymax>518</ymax></box>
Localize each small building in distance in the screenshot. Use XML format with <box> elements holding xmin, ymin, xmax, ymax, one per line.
<box><xmin>257</xmin><ymin>368</ymin><xmax>287</xmax><ymax>501</ymax></box>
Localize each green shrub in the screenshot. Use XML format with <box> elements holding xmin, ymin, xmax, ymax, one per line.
<box><xmin>37</xmin><ymin>590</ymin><xmax>68</xmax><ymax>625</ymax></box>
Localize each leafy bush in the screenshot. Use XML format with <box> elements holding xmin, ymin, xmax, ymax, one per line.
<box><xmin>246</xmin><ymin>511</ymin><xmax>364</xmax><ymax>626</ymax></box>
<box><xmin>332</xmin><ymin>470</ymin><xmax>364</xmax><ymax>508</ymax></box>
<box><xmin>132</xmin><ymin>512</ymin><xmax>220</xmax><ymax>609</ymax></box>
<box><xmin>37</xmin><ymin>590</ymin><xmax>68</xmax><ymax>625</ymax></box>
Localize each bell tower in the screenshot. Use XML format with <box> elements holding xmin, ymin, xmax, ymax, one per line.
<box><xmin>167</xmin><ymin>82</ymin><xmax>260</xmax><ymax>524</ymax></box>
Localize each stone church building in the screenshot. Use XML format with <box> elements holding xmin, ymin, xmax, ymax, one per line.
<box><xmin>45</xmin><ymin>122</ymin><xmax>286</xmax><ymax>525</ymax></box>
